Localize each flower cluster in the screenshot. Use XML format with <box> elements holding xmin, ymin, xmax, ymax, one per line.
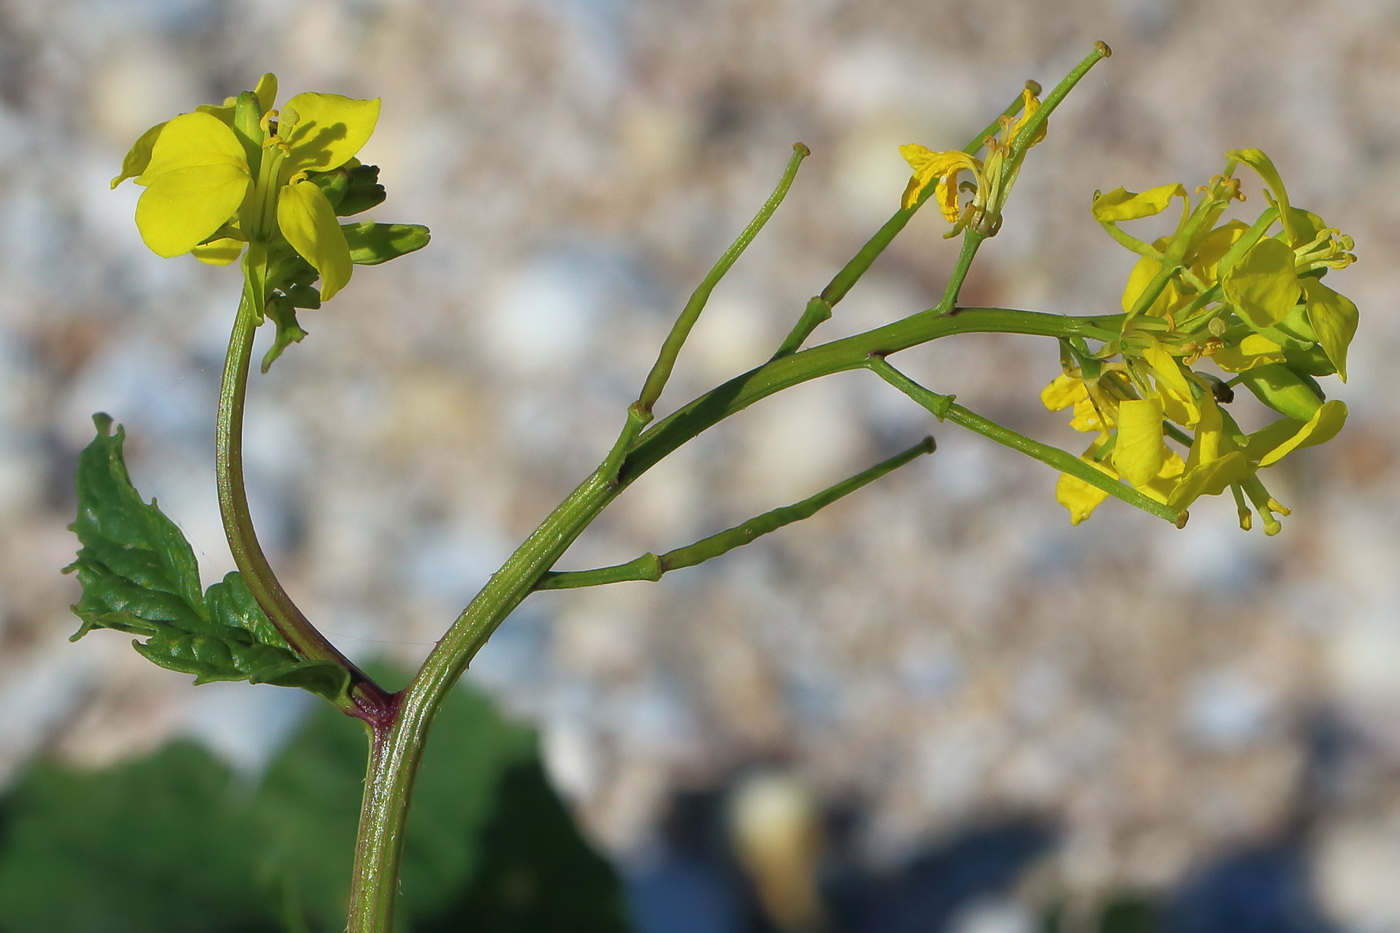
<box><xmin>1043</xmin><ymin>149</ymin><xmax>1357</xmax><ymax>533</ymax></box>
<box><xmin>899</xmin><ymin>84</ymin><xmax>1048</xmax><ymax>237</ymax></box>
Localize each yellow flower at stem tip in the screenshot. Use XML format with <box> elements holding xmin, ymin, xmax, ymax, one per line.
<box><xmin>899</xmin><ymin>87</ymin><xmax>1046</xmax><ymax>236</ymax></box>
<box><xmin>114</xmin><ymin>75</ymin><xmax>380</xmax><ymax>301</ymax></box>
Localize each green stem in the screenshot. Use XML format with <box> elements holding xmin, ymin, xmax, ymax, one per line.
<box><xmin>539</xmin><ymin>436</ymin><xmax>935</xmax><ymax>589</ymax></box>
<box><xmin>634</xmin><ymin>143</ymin><xmax>810</xmax><ymax>418</ymax></box>
<box><xmin>624</xmin><ymin>307</ymin><xmax>1109</xmax><ymax>482</ymax></box>
<box><xmin>602</xmin><ymin>143</ymin><xmax>811</xmax><ymax>480</ymax></box>
<box><xmin>816</xmin><ymin>87</ymin><xmax>1036</xmax><ymax>311</ymax></box>
<box><xmin>866</xmin><ymin>356</ymin><xmax>1186</xmax><ymax>525</ymax></box>
<box><xmin>346</xmin><ymin>464</ymin><xmax>616</xmax><ymax>933</ymax></box>
<box><xmin>217</xmin><ymin>282</ymin><xmax>390</xmax><ymax>720</ymax></box>
<box><xmin>343</xmin><ymin>306</ymin><xmax>1110</xmax><ymax>930</ymax></box>
<box><xmin>1008</xmin><ymin>41</ymin><xmax>1112</xmax><ymax>163</ymax></box>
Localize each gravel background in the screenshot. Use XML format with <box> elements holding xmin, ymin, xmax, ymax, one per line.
<box><xmin>3</xmin><ymin>0</ymin><xmax>1400</xmax><ymax>928</ymax></box>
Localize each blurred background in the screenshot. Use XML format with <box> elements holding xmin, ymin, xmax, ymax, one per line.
<box><xmin>3</xmin><ymin>0</ymin><xmax>1399</xmax><ymax>929</ymax></box>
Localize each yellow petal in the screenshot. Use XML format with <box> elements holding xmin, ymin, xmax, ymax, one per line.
<box><xmin>192</xmin><ymin>237</ymin><xmax>245</xmax><ymax>266</ymax></box>
<box><xmin>898</xmin><ymin>146</ymin><xmax>978</xmax><ymax>217</ymax></box>
<box><xmin>111</xmin><ymin>120</ymin><xmax>167</xmax><ymax>189</ymax></box>
<box><xmin>1054</xmin><ymin>442</ymin><xmax>1117</xmax><ymax>525</ymax></box>
<box><xmin>1011</xmin><ymin>87</ymin><xmax>1047</xmax><ymax>146</ymax></box>
<box><xmin>1183</xmin><ymin>393</ymin><xmax>1225</xmax><ymax>470</ymax></box>
<box><xmin>1228</xmin><ymin>148</ymin><xmax>1300</xmax><ymax>246</ymax></box>
<box><xmin>135</xmin><ymin>163</ymin><xmax>251</xmax><ymax>257</ymax></box>
<box><xmin>1301</xmin><ymin>279</ymin><xmax>1358</xmax><ymax>382</ymax></box>
<box><xmin>1249</xmin><ymin>399</ymin><xmax>1347</xmax><ymax>467</ymax></box>
<box><xmin>281</xmin><ymin>93</ymin><xmax>380</xmax><ymax>173</ymax></box>
<box><xmin>252</xmin><ymin>73</ymin><xmax>278</xmax><ymax>112</ymax></box>
<box><xmin>1189</xmin><ymin>220</ymin><xmax>1249</xmax><ymax>285</ymax></box>
<box><xmin>1211</xmin><ymin>332</ymin><xmax>1286</xmax><ymax>373</ymax></box>
<box><xmin>1223</xmin><ymin>236</ymin><xmax>1301</xmax><ymax>330</ymax></box>
<box><xmin>277</xmin><ymin>180</ymin><xmax>352</xmax><ymax>300</ymax></box>
<box><xmin>1056</xmin><ymin>471</ymin><xmax>1111</xmax><ymax>525</ymax></box>
<box><xmin>138</xmin><ymin>111</ymin><xmax>248</xmax><ymax>181</ymax></box>
<box><xmin>1040</xmin><ymin>373</ymin><xmax>1087</xmax><ymax>411</ymax></box>
<box><xmin>1168</xmin><ymin>451</ymin><xmax>1248</xmax><ymax>508</ymax></box>
<box><xmin>1092</xmin><ymin>184</ymin><xmax>1186</xmax><ymax>223</ymax></box>
<box><xmin>1137</xmin><ymin>449</ymin><xmax>1186</xmax><ymax>503</ymax></box>
<box><xmin>1112</xmin><ymin>397</ymin><xmax>1166</xmax><ymax>487</ymax></box>
<box><xmin>1068</xmin><ymin>397</ymin><xmax>1105</xmax><ymax>433</ymax></box>
<box><xmin>1120</xmin><ymin>256</ymin><xmax>1161</xmax><ymax>314</ymax></box>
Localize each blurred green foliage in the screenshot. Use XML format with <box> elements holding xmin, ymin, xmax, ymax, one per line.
<box><xmin>0</xmin><ymin>679</ymin><xmax>629</xmax><ymax>932</ymax></box>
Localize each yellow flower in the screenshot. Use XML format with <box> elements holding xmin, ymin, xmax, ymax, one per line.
<box><xmin>1052</xmin><ymin>148</ymin><xmax>1358</xmax><ymax>533</ymax></box>
<box><xmin>114</xmin><ymin>75</ymin><xmax>380</xmax><ymax>301</ymax></box>
<box><xmin>898</xmin><ymin>147</ymin><xmax>980</xmax><ymax>220</ymax></box>
<box><xmin>899</xmin><ymin>87</ymin><xmax>1046</xmax><ymax>236</ymax></box>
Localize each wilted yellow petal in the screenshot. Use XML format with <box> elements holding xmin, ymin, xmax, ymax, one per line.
<box><xmin>277</xmin><ymin>180</ymin><xmax>352</xmax><ymax>300</ymax></box>
<box><xmin>281</xmin><ymin>92</ymin><xmax>380</xmax><ymax>174</ymax></box>
<box><xmin>1009</xmin><ymin>87</ymin><xmax>1047</xmax><ymax>146</ymax></box>
<box><xmin>899</xmin><ymin>146</ymin><xmax>979</xmax><ymax>217</ymax></box>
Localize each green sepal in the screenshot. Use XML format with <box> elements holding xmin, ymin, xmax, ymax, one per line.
<box><xmin>309</xmin><ymin>161</ymin><xmax>387</xmax><ymax>216</ymax></box>
<box><xmin>286</xmin><ymin>283</ymin><xmax>321</xmax><ymax>310</ymax></box>
<box><xmin>335</xmin><ymin>162</ymin><xmax>387</xmax><ymax>216</ymax></box>
<box><xmin>1280</xmin><ymin>342</ymin><xmax>1338</xmax><ymax>378</ymax></box>
<box><xmin>64</xmin><ymin>414</ymin><xmax>350</xmax><ymax>705</ymax></box>
<box><xmin>307</xmin><ymin>166</ymin><xmax>351</xmax><ymax>210</ymax></box>
<box><xmin>261</xmin><ymin>296</ymin><xmax>309</xmax><ymax>373</ymax></box>
<box><xmin>342</xmin><ymin>221</ymin><xmax>431</xmax><ymax>265</ymax></box>
<box><xmin>232</xmin><ymin>91</ymin><xmax>263</xmax><ymax>178</ymax></box>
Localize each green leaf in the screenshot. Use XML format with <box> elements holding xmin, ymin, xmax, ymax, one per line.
<box><xmin>64</xmin><ymin>414</ymin><xmax>350</xmax><ymax>705</ymax></box>
<box><xmin>342</xmin><ymin>221</ymin><xmax>431</xmax><ymax>265</ymax></box>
